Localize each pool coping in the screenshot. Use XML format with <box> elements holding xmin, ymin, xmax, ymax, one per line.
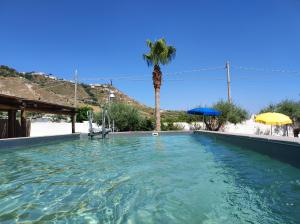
<box><xmin>0</xmin><ymin>133</ymin><xmax>80</xmax><ymax>150</ymax></box>
<box><xmin>194</xmin><ymin>130</ymin><xmax>300</xmax><ymax>146</ymax></box>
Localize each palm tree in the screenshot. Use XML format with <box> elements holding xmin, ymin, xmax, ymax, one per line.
<box><xmin>143</xmin><ymin>38</ymin><xmax>176</xmax><ymax>131</ymax></box>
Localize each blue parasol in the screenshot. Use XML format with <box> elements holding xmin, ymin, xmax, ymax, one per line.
<box><xmin>187</xmin><ymin>108</ymin><xmax>221</xmax><ymax>116</ymax></box>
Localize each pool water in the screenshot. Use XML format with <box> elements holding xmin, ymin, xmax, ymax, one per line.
<box><xmin>0</xmin><ymin>134</ymin><xmax>300</xmax><ymax>223</ymax></box>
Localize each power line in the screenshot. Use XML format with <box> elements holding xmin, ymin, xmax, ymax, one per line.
<box><xmin>165</xmin><ymin>66</ymin><xmax>224</xmax><ymax>76</ymax></box>
<box><xmin>233</xmin><ymin>65</ymin><xmax>300</xmax><ymax>75</ymax></box>
<box><xmin>80</xmin><ymin>66</ymin><xmax>225</xmax><ymax>81</ymax></box>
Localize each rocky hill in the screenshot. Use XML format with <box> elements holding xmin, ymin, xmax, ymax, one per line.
<box><xmin>0</xmin><ymin>65</ymin><xmax>153</xmax><ymax>116</ymax></box>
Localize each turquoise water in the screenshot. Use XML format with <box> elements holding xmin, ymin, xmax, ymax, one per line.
<box><xmin>0</xmin><ymin>134</ymin><xmax>300</xmax><ymax>223</ymax></box>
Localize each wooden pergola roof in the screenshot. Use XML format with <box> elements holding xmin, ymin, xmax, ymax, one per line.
<box><xmin>0</xmin><ymin>94</ymin><xmax>76</xmax><ymax>115</ymax></box>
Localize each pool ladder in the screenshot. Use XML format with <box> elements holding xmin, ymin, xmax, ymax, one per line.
<box><xmin>88</xmin><ymin>110</ymin><xmax>111</xmax><ymax>139</ymax></box>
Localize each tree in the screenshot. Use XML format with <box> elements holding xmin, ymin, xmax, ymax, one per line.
<box><xmin>205</xmin><ymin>100</ymin><xmax>248</xmax><ymax>131</ymax></box>
<box><xmin>76</xmin><ymin>106</ymin><xmax>93</xmax><ymax>123</ymax></box>
<box><xmin>97</xmin><ymin>103</ymin><xmax>141</xmax><ymax>131</ymax></box>
<box><xmin>143</xmin><ymin>38</ymin><xmax>176</xmax><ymax>131</ymax></box>
<box><xmin>259</xmin><ymin>104</ymin><xmax>276</xmax><ymax>113</ymax></box>
<box><xmin>260</xmin><ymin>100</ymin><xmax>300</xmax><ymax>136</ymax></box>
<box><xmin>94</xmin><ymin>103</ymin><xmax>155</xmax><ymax>132</ymax></box>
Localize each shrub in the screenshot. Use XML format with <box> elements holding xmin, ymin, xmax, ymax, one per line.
<box><xmin>203</xmin><ymin>100</ymin><xmax>248</xmax><ymax>131</ymax></box>
<box><xmin>138</xmin><ymin>117</ymin><xmax>155</xmax><ymax>131</ymax></box>
<box><xmin>108</xmin><ymin>103</ymin><xmax>141</xmax><ymax>131</ymax></box>
<box><xmin>160</xmin><ymin>117</ymin><xmax>184</xmax><ymax>131</ymax></box>
<box><xmin>77</xmin><ymin>106</ymin><xmax>93</xmax><ymax>123</ymax></box>
<box><xmin>260</xmin><ymin>100</ymin><xmax>300</xmax><ymax>128</ymax></box>
<box><xmin>161</xmin><ymin>122</ymin><xmax>183</xmax><ymax>131</ymax></box>
<box><xmin>213</xmin><ymin>100</ymin><xmax>248</xmax><ymax>124</ymax></box>
<box><xmin>161</xmin><ymin>111</ymin><xmax>201</xmax><ymax>123</ymax></box>
<box><xmin>94</xmin><ymin>103</ymin><xmax>157</xmax><ymax>132</ymax></box>
<box><xmin>95</xmin><ymin>103</ymin><xmax>151</xmax><ymax>132</ymax></box>
<box><xmin>0</xmin><ymin>65</ymin><xmax>20</xmax><ymax>77</ymax></box>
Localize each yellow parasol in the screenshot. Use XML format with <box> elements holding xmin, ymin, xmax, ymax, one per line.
<box><xmin>255</xmin><ymin>112</ymin><xmax>292</xmax><ymax>135</ymax></box>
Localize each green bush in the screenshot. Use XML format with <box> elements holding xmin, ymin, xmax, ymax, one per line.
<box><xmin>161</xmin><ymin>111</ymin><xmax>201</xmax><ymax>123</ymax></box>
<box><xmin>0</xmin><ymin>65</ymin><xmax>20</xmax><ymax>77</ymax></box>
<box><xmin>260</xmin><ymin>100</ymin><xmax>300</xmax><ymax>125</ymax></box>
<box><xmin>260</xmin><ymin>104</ymin><xmax>277</xmax><ymax>113</ymax></box>
<box><xmin>160</xmin><ymin>117</ymin><xmax>183</xmax><ymax>131</ymax></box>
<box><xmin>77</xmin><ymin>106</ymin><xmax>93</xmax><ymax>123</ymax></box>
<box><xmin>139</xmin><ymin>117</ymin><xmax>155</xmax><ymax>131</ymax></box>
<box><xmin>95</xmin><ymin>103</ymin><xmax>154</xmax><ymax>132</ymax></box>
<box><xmin>161</xmin><ymin>122</ymin><xmax>183</xmax><ymax>131</ymax></box>
<box><xmin>109</xmin><ymin>103</ymin><xmax>141</xmax><ymax>131</ymax></box>
<box><xmin>213</xmin><ymin>100</ymin><xmax>248</xmax><ymax>124</ymax></box>
<box><xmin>203</xmin><ymin>100</ymin><xmax>248</xmax><ymax>131</ymax></box>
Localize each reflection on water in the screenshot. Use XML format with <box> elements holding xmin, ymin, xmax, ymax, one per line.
<box><xmin>0</xmin><ymin>134</ymin><xmax>299</xmax><ymax>223</ymax></box>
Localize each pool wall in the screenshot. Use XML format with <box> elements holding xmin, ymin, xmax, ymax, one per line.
<box><xmin>79</xmin><ymin>131</ymin><xmax>193</xmax><ymax>139</ymax></box>
<box><xmin>0</xmin><ymin>131</ymin><xmax>192</xmax><ymax>149</ymax></box>
<box><xmin>0</xmin><ymin>133</ymin><xmax>80</xmax><ymax>150</ymax></box>
<box><xmin>195</xmin><ymin>130</ymin><xmax>300</xmax><ymax>168</ymax></box>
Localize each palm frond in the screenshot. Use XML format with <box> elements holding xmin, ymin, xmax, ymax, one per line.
<box><xmin>146</xmin><ymin>39</ymin><xmax>153</xmax><ymax>48</ymax></box>
<box><xmin>143</xmin><ymin>53</ymin><xmax>153</xmax><ymax>67</ymax></box>
<box><xmin>143</xmin><ymin>38</ymin><xmax>176</xmax><ymax>67</ymax></box>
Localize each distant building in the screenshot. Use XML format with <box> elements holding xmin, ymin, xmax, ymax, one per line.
<box><xmin>48</xmin><ymin>75</ymin><xmax>57</xmax><ymax>80</ymax></box>
<box><xmin>30</xmin><ymin>72</ymin><xmax>58</xmax><ymax>80</ymax></box>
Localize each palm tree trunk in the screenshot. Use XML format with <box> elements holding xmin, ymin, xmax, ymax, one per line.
<box><xmin>155</xmin><ymin>87</ymin><xmax>161</xmax><ymax>131</ymax></box>
<box><xmin>153</xmin><ymin>65</ymin><xmax>162</xmax><ymax>131</ymax></box>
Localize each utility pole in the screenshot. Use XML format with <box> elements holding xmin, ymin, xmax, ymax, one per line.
<box><xmin>226</xmin><ymin>61</ymin><xmax>232</xmax><ymax>103</ymax></box>
<box><xmin>74</xmin><ymin>69</ymin><xmax>78</xmax><ymax>107</ymax></box>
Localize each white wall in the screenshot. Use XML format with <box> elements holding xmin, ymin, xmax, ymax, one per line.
<box><xmin>30</xmin><ymin>121</ymin><xmax>100</xmax><ymax>137</ymax></box>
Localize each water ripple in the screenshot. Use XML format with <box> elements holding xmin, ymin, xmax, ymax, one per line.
<box><xmin>0</xmin><ymin>135</ymin><xmax>299</xmax><ymax>223</ymax></box>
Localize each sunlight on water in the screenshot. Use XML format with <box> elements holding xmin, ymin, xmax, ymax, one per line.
<box><xmin>0</xmin><ymin>134</ymin><xmax>300</xmax><ymax>223</ymax></box>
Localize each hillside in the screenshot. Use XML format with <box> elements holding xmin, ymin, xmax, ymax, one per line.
<box><xmin>0</xmin><ymin>65</ymin><xmax>153</xmax><ymax>116</ymax></box>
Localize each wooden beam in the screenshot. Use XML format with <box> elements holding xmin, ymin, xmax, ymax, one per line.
<box><xmin>7</xmin><ymin>110</ymin><xmax>16</xmax><ymax>138</ymax></box>
<box><xmin>21</xmin><ymin>109</ymin><xmax>27</xmax><ymax>137</ymax></box>
<box><xmin>24</xmin><ymin>108</ymin><xmax>76</xmax><ymax>115</ymax></box>
<box><xmin>0</xmin><ymin>104</ymin><xmax>19</xmax><ymax>110</ymax></box>
<box><xmin>71</xmin><ymin>114</ymin><xmax>76</xmax><ymax>133</ymax></box>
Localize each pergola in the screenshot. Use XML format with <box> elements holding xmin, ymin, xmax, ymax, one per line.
<box><xmin>0</xmin><ymin>94</ymin><xmax>77</xmax><ymax>138</ymax></box>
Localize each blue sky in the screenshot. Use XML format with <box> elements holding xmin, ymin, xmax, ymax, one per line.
<box><xmin>0</xmin><ymin>0</ymin><xmax>300</xmax><ymax>113</ymax></box>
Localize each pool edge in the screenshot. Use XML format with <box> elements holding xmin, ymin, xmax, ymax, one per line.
<box><xmin>195</xmin><ymin>130</ymin><xmax>300</xmax><ymax>168</ymax></box>
<box><xmin>0</xmin><ymin>133</ymin><xmax>80</xmax><ymax>150</ymax></box>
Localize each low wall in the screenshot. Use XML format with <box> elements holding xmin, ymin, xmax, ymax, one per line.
<box><xmin>30</xmin><ymin>121</ymin><xmax>97</xmax><ymax>137</ymax></box>
<box><xmin>195</xmin><ymin>130</ymin><xmax>300</xmax><ymax>168</ymax></box>
<box><xmin>0</xmin><ymin>133</ymin><xmax>80</xmax><ymax>150</ymax></box>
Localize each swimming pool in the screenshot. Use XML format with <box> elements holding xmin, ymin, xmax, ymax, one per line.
<box><xmin>0</xmin><ymin>134</ymin><xmax>300</xmax><ymax>223</ymax></box>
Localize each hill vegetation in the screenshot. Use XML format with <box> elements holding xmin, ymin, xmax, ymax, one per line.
<box><xmin>0</xmin><ymin>65</ymin><xmax>153</xmax><ymax>115</ymax></box>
